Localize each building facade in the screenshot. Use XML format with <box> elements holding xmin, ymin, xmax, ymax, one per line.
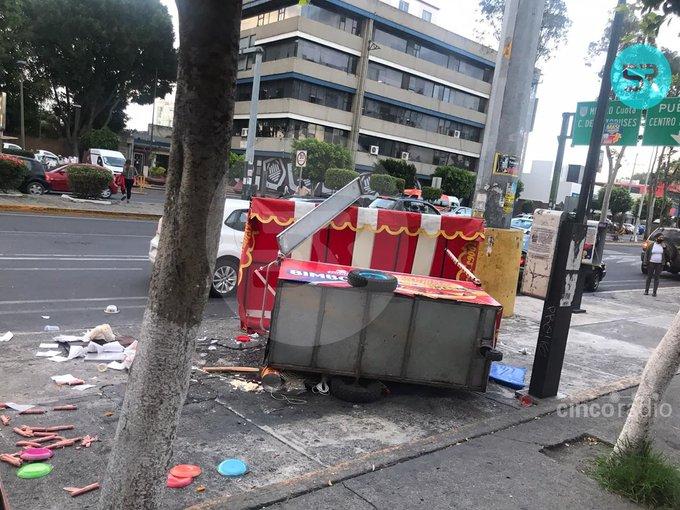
<box><xmin>236</xmin><ymin>0</ymin><xmax>495</xmax><ymax>194</ymax></box>
<box><xmin>521</xmin><ymin>160</ymin><xmax>582</xmax><ymax>206</ymax></box>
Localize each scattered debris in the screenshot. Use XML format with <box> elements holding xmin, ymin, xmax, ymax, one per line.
<box><xmin>45</xmin><ymin>425</ymin><xmax>75</xmax><ymax>432</ymax></box>
<box><xmin>36</xmin><ymin>350</ymin><xmax>63</xmax><ymax>357</ymax></box>
<box><xmin>235</xmin><ymin>334</ymin><xmax>251</xmax><ymax>343</ymax></box>
<box><xmin>261</xmin><ymin>367</ymin><xmax>284</xmax><ymax>391</ymax></box>
<box><xmin>19</xmin><ymin>408</ymin><xmax>46</xmax><ymax>415</ymax></box>
<box><xmin>53</xmin><ymin>405</ymin><xmax>78</xmax><ymax>411</ymax></box>
<box><xmin>518</xmin><ymin>348</ymin><xmax>529</xmax><ymax>355</ymax></box>
<box><xmin>0</xmin><ymin>331</ymin><xmax>13</xmax><ymax>342</ymax></box>
<box><xmin>39</xmin><ymin>342</ymin><xmax>59</xmax><ymax>349</ymax></box>
<box><xmin>53</xmin><ymin>334</ymin><xmax>85</xmax><ymax>343</ymax></box>
<box><xmin>31</xmin><ymin>435</ymin><xmax>58</xmax><ymax>444</ymax></box>
<box><xmin>105</xmin><ymin>340</ymin><xmax>137</xmax><ymax>370</ymax></box>
<box><xmin>489</xmin><ymin>362</ymin><xmax>527</xmax><ymax>390</ymax></box>
<box><xmin>104</xmin><ymin>305</ymin><xmax>119</xmax><ymax>314</ymax></box>
<box><xmin>85</xmin><ymin>324</ymin><xmax>115</xmax><ymax>342</ymax></box>
<box><xmin>72</xmin><ymin>384</ymin><xmax>96</xmax><ymax>391</ymax></box>
<box><xmin>104</xmin><ymin>411</ymin><xmax>114</xmax><ymax>417</ymax></box>
<box><xmin>196</xmin><ymin>485</ymin><xmax>206</xmax><ymax>493</ymax></box>
<box><xmin>0</xmin><ymin>454</ymin><xmax>21</xmax><ymax>467</ymax></box>
<box><xmin>16</xmin><ymin>440</ymin><xmax>41</xmax><ymax>448</ymax></box>
<box><xmin>44</xmin><ymin>325</ymin><xmax>60</xmax><ymax>332</ymax></box>
<box><xmin>13</xmin><ymin>427</ymin><xmax>34</xmax><ymax>438</ymax></box>
<box><xmin>80</xmin><ymin>435</ymin><xmax>98</xmax><ymax>448</ymax></box>
<box><xmin>20</xmin><ymin>448</ymin><xmax>53</xmax><ymax>461</ymax></box>
<box><xmin>518</xmin><ymin>394</ymin><xmax>534</xmax><ymax>407</ymax></box>
<box><xmin>41</xmin><ymin>316</ymin><xmax>50</xmax><ymax>319</ymax></box>
<box><xmin>61</xmin><ymin>194</ymin><xmax>111</xmax><ymax>205</ymax></box>
<box><xmin>227</xmin><ymin>379</ymin><xmax>262</xmax><ymax>393</ymax></box>
<box><xmin>63</xmin><ymin>483</ymin><xmax>100</xmax><ymax>497</ymax></box>
<box><xmin>167</xmin><ymin>474</ymin><xmax>193</xmax><ymax>489</ymax></box>
<box><xmin>217</xmin><ymin>459</ymin><xmax>248</xmax><ymax>477</ymax></box>
<box><xmin>208</xmin><ymin>345</ymin><xmax>217</xmax><ymax>351</ymax></box>
<box><xmin>45</xmin><ymin>437</ymin><xmax>82</xmax><ymax>450</ymax></box>
<box><xmin>5</xmin><ymin>403</ymin><xmax>35</xmax><ymax>412</ymax></box>
<box><xmin>51</xmin><ymin>374</ymin><xmax>85</xmax><ymax>386</ymax></box>
<box><xmin>203</xmin><ymin>366</ymin><xmax>260</xmax><ymax>374</ymax></box>
<box><xmin>170</xmin><ymin>464</ymin><xmax>202</xmax><ymax>478</ymax></box>
<box><xmin>17</xmin><ymin>462</ymin><xmax>52</xmax><ymax>479</ymax></box>
<box><xmin>0</xmin><ymin>415</ymin><xmax>10</xmax><ymax>426</ymax></box>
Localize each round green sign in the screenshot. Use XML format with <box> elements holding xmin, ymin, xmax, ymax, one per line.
<box><xmin>611</xmin><ymin>44</ymin><xmax>671</xmax><ymax>109</ymax></box>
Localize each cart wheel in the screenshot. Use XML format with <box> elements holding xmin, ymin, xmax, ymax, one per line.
<box><xmin>585</xmin><ymin>273</ymin><xmax>600</xmax><ymax>292</ymax></box>
<box><xmin>347</xmin><ymin>269</ymin><xmax>398</xmax><ymax>292</ymax></box>
<box><xmin>329</xmin><ymin>377</ymin><xmax>383</xmax><ymax>403</ymax></box>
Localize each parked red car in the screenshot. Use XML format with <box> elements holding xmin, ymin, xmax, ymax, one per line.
<box><xmin>44</xmin><ymin>164</ymin><xmax>118</xmax><ymax>198</ymax></box>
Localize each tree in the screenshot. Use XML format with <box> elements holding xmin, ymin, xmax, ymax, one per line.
<box><xmin>634</xmin><ymin>195</ymin><xmax>672</xmax><ymax>224</ymax></box>
<box><xmin>99</xmin><ymin>1</ymin><xmax>241</xmax><ymax>508</ymax></box>
<box><xmin>290</xmin><ymin>138</ymin><xmax>352</xmax><ymax>184</ymax></box>
<box><xmin>324</xmin><ymin>168</ymin><xmax>359</xmax><ymax>190</ymax></box>
<box><xmin>227</xmin><ymin>151</ymin><xmax>245</xmax><ymax>181</ymax></box>
<box><xmin>516</xmin><ymin>180</ymin><xmax>524</xmax><ymax>200</ymax></box>
<box><xmin>374</xmin><ymin>158</ymin><xmax>417</xmax><ymax>188</ymax></box>
<box><xmin>609</xmin><ymin>186</ymin><xmax>633</xmax><ymax>217</ymax></box>
<box><xmin>81</xmin><ymin>127</ymin><xmax>119</xmax><ymax>152</ymax></box>
<box><xmin>476</xmin><ymin>0</ymin><xmax>571</xmax><ymax>63</ymax></box>
<box><xmin>433</xmin><ymin>166</ymin><xmax>476</xmax><ymax>204</ymax></box>
<box><xmin>521</xmin><ymin>200</ymin><xmax>534</xmax><ymax>214</ymax></box>
<box><xmin>599</xmin><ymin>146</ymin><xmax>627</xmax><ymax>221</ymax></box>
<box><xmin>21</xmin><ymin>0</ymin><xmax>176</xmax><ymax>154</ymax></box>
<box><xmin>421</xmin><ymin>186</ymin><xmax>441</xmax><ymax>202</ymax></box>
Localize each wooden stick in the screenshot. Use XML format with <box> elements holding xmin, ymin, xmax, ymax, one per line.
<box><xmin>45</xmin><ymin>425</ymin><xmax>75</xmax><ymax>432</ymax></box>
<box><xmin>16</xmin><ymin>440</ymin><xmax>41</xmax><ymax>448</ymax></box>
<box><xmin>19</xmin><ymin>408</ymin><xmax>46</xmax><ymax>415</ymax></box>
<box><xmin>0</xmin><ymin>454</ymin><xmax>21</xmax><ymax>467</ymax></box>
<box><xmin>45</xmin><ymin>437</ymin><xmax>82</xmax><ymax>450</ymax></box>
<box><xmin>13</xmin><ymin>427</ymin><xmax>33</xmax><ymax>438</ymax></box>
<box><xmin>53</xmin><ymin>405</ymin><xmax>78</xmax><ymax>411</ymax></box>
<box><xmin>63</xmin><ymin>483</ymin><xmax>100</xmax><ymax>497</ymax></box>
<box><xmin>32</xmin><ymin>435</ymin><xmax>58</xmax><ymax>444</ymax></box>
<box><xmin>0</xmin><ymin>415</ymin><xmax>10</xmax><ymax>426</ymax></box>
<box><xmin>26</xmin><ymin>426</ymin><xmax>48</xmax><ymax>432</ymax></box>
<box><xmin>203</xmin><ymin>366</ymin><xmax>260</xmax><ymax>374</ymax></box>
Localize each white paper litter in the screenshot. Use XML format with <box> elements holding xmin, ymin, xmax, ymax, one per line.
<box><xmin>208</xmin><ymin>345</ymin><xmax>217</xmax><ymax>351</ymax></box>
<box><xmin>105</xmin><ymin>341</ymin><xmax>138</xmax><ymax>370</ymax></box>
<box><xmin>39</xmin><ymin>342</ymin><xmax>59</xmax><ymax>349</ymax></box>
<box><xmin>85</xmin><ymin>324</ymin><xmax>115</xmax><ymax>342</ymax></box>
<box><xmin>48</xmin><ymin>355</ymin><xmax>69</xmax><ymax>362</ymax></box>
<box><xmin>5</xmin><ymin>403</ymin><xmax>35</xmax><ymax>412</ymax></box>
<box><xmin>50</xmin><ymin>374</ymin><xmax>83</xmax><ymax>385</ymax></box>
<box><xmin>36</xmin><ymin>350</ymin><xmax>62</xmax><ymax>357</ymax></box>
<box><xmin>41</xmin><ymin>315</ymin><xmax>50</xmax><ymax>319</ymax></box>
<box><xmin>85</xmin><ymin>352</ymin><xmax>125</xmax><ymax>361</ymax></box>
<box><xmin>53</xmin><ymin>334</ymin><xmax>86</xmax><ymax>343</ymax></box>
<box><xmin>106</xmin><ymin>361</ymin><xmax>127</xmax><ymax>370</ymax></box>
<box><xmin>61</xmin><ymin>194</ymin><xmax>111</xmax><ymax>205</ymax></box>
<box><xmin>72</xmin><ymin>384</ymin><xmax>96</xmax><ymax>391</ymax></box>
<box><xmin>0</xmin><ymin>331</ymin><xmax>13</xmax><ymax>342</ymax></box>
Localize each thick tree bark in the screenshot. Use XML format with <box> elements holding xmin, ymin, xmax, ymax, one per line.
<box><xmin>599</xmin><ymin>146</ymin><xmax>625</xmax><ymax>222</ymax></box>
<box><xmin>98</xmin><ymin>2</ymin><xmax>242</xmax><ymax>509</ymax></box>
<box><xmin>614</xmin><ymin>309</ymin><xmax>680</xmax><ymax>454</ymax></box>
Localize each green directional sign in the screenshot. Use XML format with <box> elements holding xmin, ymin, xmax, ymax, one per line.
<box><xmin>572</xmin><ymin>101</ymin><xmax>642</xmax><ymax>146</ymax></box>
<box><xmin>643</xmin><ymin>97</ymin><xmax>680</xmax><ymax>146</ymax></box>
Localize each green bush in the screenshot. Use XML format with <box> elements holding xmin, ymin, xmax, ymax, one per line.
<box><xmin>433</xmin><ymin>166</ymin><xmax>476</xmax><ymax>204</ymax></box>
<box><xmin>421</xmin><ymin>186</ymin><xmax>441</xmax><ymax>202</ymax></box>
<box><xmin>325</xmin><ymin>168</ymin><xmax>359</xmax><ymax>190</ymax></box>
<box><xmin>591</xmin><ymin>440</ymin><xmax>680</xmax><ymax>508</ymax></box>
<box><xmin>291</xmin><ymin>138</ymin><xmax>352</xmax><ymax>183</ymax></box>
<box><xmin>228</xmin><ymin>151</ymin><xmax>245</xmax><ymax>180</ymax></box>
<box><xmin>393</xmin><ymin>177</ymin><xmax>405</xmax><ymax>194</ymax></box>
<box><xmin>149</xmin><ymin>166</ymin><xmax>167</xmax><ymax>177</ymax></box>
<box><xmin>521</xmin><ymin>200</ymin><xmax>534</xmax><ymax>214</ymax></box>
<box><xmin>3</xmin><ymin>148</ymin><xmax>35</xmax><ymax>159</ymax></box>
<box><xmin>0</xmin><ymin>154</ymin><xmax>28</xmax><ymax>191</ymax></box>
<box><xmin>81</xmin><ymin>127</ymin><xmax>119</xmax><ymax>151</ymax></box>
<box><xmin>375</xmin><ymin>158</ymin><xmax>417</xmax><ymax>188</ymax></box>
<box><xmin>67</xmin><ymin>165</ymin><xmax>112</xmax><ymax>199</ymax></box>
<box><xmin>370</xmin><ymin>173</ymin><xmax>396</xmax><ymax>196</ymax></box>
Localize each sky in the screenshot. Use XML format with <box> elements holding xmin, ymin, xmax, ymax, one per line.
<box><xmin>125</xmin><ymin>0</ymin><xmax>679</xmax><ymax>181</ymax></box>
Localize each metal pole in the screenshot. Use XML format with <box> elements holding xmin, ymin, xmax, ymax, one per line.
<box><xmin>575</xmin><ymin>0</ymin><xmax>626</xmax><ymax>225</ymax></box>
<box><xmin>73</xmin><ymin>105</ymin><xmax>81</xmax><ymax>161</ymax></box>
<box><xmin>548</xmin><ymin>113</ymin><xmax>573</xmax><ymax>208</ymax></box>
<box><xmin>633</xmin><ymin>147</ymin><xmax>658</xmax><ymax>241</ymax></box>
<box><xmin>19</xmin><ymin>76</ymin><xmax>25</xmax><ymax>149</ymax></box>
<box><xmin>243</xmin><ymin>47</ymin><xmax>263</xmax><ymax>199</ymax></box>
<box><xmin>473</xmin><ymin>0</ymin><xmax>546</xmax><ymax>228</ymax></box>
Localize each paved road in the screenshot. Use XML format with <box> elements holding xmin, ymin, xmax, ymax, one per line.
<box><xmin>599</xmin><ymin>243</ymin><xmax>680</xmax><ymax>292</ymax></box>
<box><xmin>0</xmin><ymin>212</ymin><xmax>236</xmax><ymax>335</ymax></box>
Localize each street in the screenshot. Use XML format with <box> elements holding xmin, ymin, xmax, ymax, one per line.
<box><xmin>0</xmin><ymin>212</ymin><xmax>236</xmax><ymax>334</ymax></box>
<box><xmin>598</xmin><ymin>244</ymin><xmax>680</xmax><ymax>292</ymax></box>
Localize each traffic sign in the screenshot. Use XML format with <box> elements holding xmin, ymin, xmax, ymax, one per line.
<box><xmin>611</xmin><ymin>44</ymin><xmax>672</xmax><ymax>110</ymax></box>
<box><xmin>643</xmin><ymin>97</ymin><xmax>680</xmax><ymax>146</ymax></box>
<box><xmin>295</xmin><ymin>150</ymin><xmax>307</xmax><ymax>168</ymax></box>
<box><xmin>572</xmin><ymin>101</ymin><xmax>641</xmax><ymax>146</ymax></box>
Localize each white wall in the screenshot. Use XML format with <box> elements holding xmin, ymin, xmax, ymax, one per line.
<box><xmin>521</xmin><ymin>159</ymin><xmax>581</xmax><ymax>204</ymax></box>
<box><xmin>379</xmin><ymin>0</ymin><xmax>440</xmax><ymax>22</ymax></box>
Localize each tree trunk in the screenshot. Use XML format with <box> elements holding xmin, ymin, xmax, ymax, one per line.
<box><xmin>645</xmin><ymin>148</ymin><xmax>666</xmax><ymax>237</ymax></box>
<box><xmin>599</xmin><ymin>146</ymin><xmax>625</xmax><ymax>222</ymax></box>
<box><xmin>614</xmin><ymin>308</ymin><xmax>680</xmax><ymax>454</ymax></box>
<box><xmin>98</xmin><ymin>2</ymin><xmax>242</xmax><ymax>509</ymax></box>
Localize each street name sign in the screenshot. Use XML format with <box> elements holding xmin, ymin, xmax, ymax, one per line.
<box><xmin>572</xmin><ymin>101</ymin><xmax>641</xmax><ymax>146</ymax></box>
<box><xmin>642</xmin><ymin>97</ymin><xmax>680</xmax><ymax>146</ymax></box>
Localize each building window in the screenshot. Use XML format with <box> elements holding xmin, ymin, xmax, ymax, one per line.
<box><xmin>233</xmin><ymin>118</ymin><xmax>349</xmax><ymax>147</ymax></box>
<box><xmin>256</xmin><ymin>13</ymin><xmax>265</xmax><ymax>26</ymax></box>
<box><xmin>398</xmin><ymin>1</ymin><xmax>409</xmax><ymax>13</ymax></box>
<box><xmin>236</xmin><ymin>78</ymin><xmax>353</xmax><ymax>112</ymax></box>
<box><xmin>422</xmin><ymin>9</ymin><xmax>432</xmax><ymax>22</ymax></box>
<box><xmin>277</xmin><ymin>8</ymin><xmax>286</xmax><ymax>21</ymax></box>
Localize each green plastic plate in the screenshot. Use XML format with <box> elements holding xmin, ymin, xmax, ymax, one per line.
<box><xmin>17</xmin><ymin>462</ymin><xmax>53</xmax><ymax>479</ymax></box>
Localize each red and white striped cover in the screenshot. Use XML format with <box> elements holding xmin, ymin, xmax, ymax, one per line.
<box><xmin>238</xmin><ymin>198</ymin><xmax>484</xmax><ymax>333</ymax></box>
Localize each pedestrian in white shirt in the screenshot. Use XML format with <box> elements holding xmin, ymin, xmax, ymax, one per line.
<box><xmin>645</xmin><ymin>235</ymin><xmax>670</xmax><ymax>296</ymax></box>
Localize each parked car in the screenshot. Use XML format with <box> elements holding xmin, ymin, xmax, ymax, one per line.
<box><xmin>369</xmin><ymin>196</ymin><xmax>440</xmax><ymax>215</ymax></box>
<box><xmin>83</xmin><ymin>148</ymin><xmax>127</xmax><ymax>174</ymax></box>
<box><xmin>2</xmin><ymin>142</ymin><xmax>22</xmax><ymax>151</ymax></box>
<box><xmin>35</xmin><ymin>149</ymin><xmax>60</xmax><ymax>168</ymax></box>
<box><xmin>446</xmin><ymin>206</ymin><xmax>473</xmax><ymax>217</ymax></box>
<box><xmin>640</xmin><ymin>227</ymin><xmax>680</xmax><ymax>274</ymax></box>
<box><xmin>149</xmin><ymin>199</ymin><xmax>250</xmax><ymax>297</ymax></box>
<box><xmin>16</xmin><ymin>156</ymin><xmax>49</xmax><ymax>195</ymax></box>
<box><xmin>44</xmin><ymin>164</ymin><xmax>118</xmax><ymax>198</ymax></box>
<box><xmin>403</xmin><ymin>188</ymin><xmax>459</xmax><ymax>212</ymax></box>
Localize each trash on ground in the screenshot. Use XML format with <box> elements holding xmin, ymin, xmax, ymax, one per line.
<box><xmin>4</xmin><ymin>403</ymin><xmax>35</xmax><ymax>412</ymax></box>
<box><xmin>517</xmin><ymin>394</ymin><xmax>535</xmax><ymax>407</ymax></box>
<box><xmin>105</xmin><ymin>341</ymin><xmax>137</xmax><ymax>370</ymax></box>
<box><xmin>104</xmin><ymin>305</ymin><xmax>119</xmax><ymax>314</ymax></box>
<box><xmin>170</xmin><ymin>464</ymin><xmax>202</xmax><ymax>478</ymax></box>
<box><xmin>0</xmin><ymin>331</ymin><xmax>13</xmax><ymax>342</ymax></box>
<box><xmin>261</xmin><ymin>367</ymin><xmax>284</xmax><ymax>391</ymax></box>
<box><xmin>80</xmin><ymin>435</ymin><xmax>98</xmax><ymax>447</ymax></box>
<box><xmin>48</xmin><ymin>355</ymin><xmax>69</xmax><ymax>362</ymax></box>
<box><xmin>227</xmin><ymin>379</ymin><xmax>262</xmax><ymax>393</ymax></box>
<box><xmin>53</xmin><ymin>405</ymin><xmax>78</xmax><ymax>411</ymax></box>
<box><xmin>85</xmin><ymin>324</ymin><xmax>115</xmax><ymax>342</ymax></box>
<box><xmin>63</xmin><ymin>483</ymin><xmax>100</xmax><ymax>497</ymax></box>
<box><xmin>19</xmin><ymin>408</ymin><xmax>46</xmax><ymax>415</ymax></box>
<box><xmin>36</xmin><ymin>350</ymin><xmax>62</xmax><ymax>357</ymax></box>
<box><xmin>489</xmin><ymin>362</ymin><xmax>527</xmax><ymax>390</ymax></box>
<box><xmin>39</xmin><ymin>343</ymin><xmax>59</xmax><ymax>349</ymax></box>
<box><xmin>196</xmin><ymin>485</ymin><xmax>206</xmax><ymax>493</ymax></box>
<box><xmin>44</xmin><ymin>325</ymin><xmax>60</xmax><ymax>332</ymax></box>
<box><xmin>0</xmin><ymin>454</ymin><xmax>22</xmax><ymax>467</ymax></box>
<box><xmin>61</xmin><ymin>194</ymin><xmax>111</xmax><ymax>205</ymax></box>
<box><xmin>20</xmin><ymin>448</ymin><xmax>53</xmax><ymax>461</ymax></box>
<box><xmin>17</xmin><ymin>462</ymin><xmax>52</xmax><ymax>479</ymax></box>
<box><xmin>217</xmin><ymin>459</ymin><xmax>248</xmax><ymax>477</ymax></box>
<box><xmin>281</xmin><ymin>371</ymin><xmax>307</xmax><ymax>395</ymax></box>
<box><xmin>518</xmin><ymin>348</ymin><xmax>529</xmax><ymax>355</ymax></box>
<box><xmin>207</xmin><ymin>345</ymin><xmax>217</xmax><ymax>350</ymax></box>
<box><xmin>51</xmin><ymin>374</ymin><xmax>85</xmax><ymax>386</ymax></box>
<box><xmin>235</xmin><ymin>334</ymin><xmax>251</xmax><ymax>343</ymax></box>
<box><xmin>0</xmin><ymin>415</ymin><xmax>10</xmax><ymax>426</ymax></box>
<box><xmin>41</xmin><ymin>316</ymin><xmax>50</xmax><ymax>319</ymax></box>
<box><xmin>72</xmin><ymin>384</ymin><xmax>96</xmax><ymax>391</ymax></box>
<box><xmin>167</xmin><ymin>474</ymin><xmax>193</xmax><ymax>489</ymax></box>
<box><xmin>53</xmin><ymin>335</ymin><xmax>85</xmax><ymax>343</ymax></box>
<box><xmin>203</xmin><ymin>366</ymin><xmax>260</xmax><ymax>374</ymax></box>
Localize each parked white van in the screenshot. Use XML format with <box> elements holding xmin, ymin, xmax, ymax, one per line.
<box><xmin>84</xmin><ymin>148</ymin><xmax>126</xmax><ymax>174</ymax></box>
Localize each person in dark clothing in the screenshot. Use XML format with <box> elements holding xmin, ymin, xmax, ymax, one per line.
<box><xmin>121</xmin><ymin>160</ymin><xmax>136</xmax><ymax>203</ymax></box>
<box><xmin>645</xmin><ymin>235</ymin><xmax>672</xmax><ymax>296</ymax></box>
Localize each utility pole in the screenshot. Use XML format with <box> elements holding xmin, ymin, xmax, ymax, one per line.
<box><xmin>529</xmin><ymin>0</ymin><xmax>626</xmax><ymax>399</ymax></box>
<box><xmin>633</xmin><ymin>146</ymin><xmax>657</xmax><ymax>241</ymax></box>
<box><xmin>473</xmin><ymin>0</ymin><xmax>545</xmax><ymax>228</ymax></box>
<box><xmin>241</xmin><ymin>46</ymin><xmax>263</xmax><ymax>200</ymax></box>
<box><xmin>548</xmin><ymin>112</ymin><xmax>573</xmax><ymax>208</ymax></box>
<box><xmin>150</xmin><ymin>69</ymin><xmax>158</xmax><ymax>144</ymax></box>
<box><xmin>72</xmin><ymin>103</ymin><xmax>81</xmax><ymax>160</ymax></box>
<box><xmin>16</xmin><ymin>60</ymin><xmax>27</xmax><ymax>149</ymax></box>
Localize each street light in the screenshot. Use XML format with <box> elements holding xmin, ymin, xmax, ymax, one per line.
<box><xmin>16</xmin><ymin>60</ymin><xmax>27</xmax><ymax>149</ymax></box>
<box><xmin>72</xmin><ymin>103</ymin><xmax>81</xmax><ymax>160</ymax></box>
<box><xmin>240</xmin><ymin>45</ymin><xmax>264</xmax><ymax>199</ymax></box>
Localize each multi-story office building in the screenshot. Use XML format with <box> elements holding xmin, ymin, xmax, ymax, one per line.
<box><xmin>235</xmin><ymin>0</ymin><xmax>495</xmax><ymax>193</ymax></box>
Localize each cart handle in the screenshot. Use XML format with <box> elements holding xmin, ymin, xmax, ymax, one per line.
<box><xmin>445</xmin><ymin>248</ymin><xmax>482</xmax><ymax>287</ymax></box>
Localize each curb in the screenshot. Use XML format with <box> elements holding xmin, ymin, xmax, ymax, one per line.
<box><xmin>0</xmin><ymin>203</ymin><xmax>162</xmax><ymax>221</ymax></box>
<box><xmin>189</xmin><ymin>374</ymin><xmax>644</xmax><ymax>510</ymax></box>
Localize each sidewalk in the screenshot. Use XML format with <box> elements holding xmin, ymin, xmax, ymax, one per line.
<box><xmin>1</xmin><ymin>288</ymin><xmax>677</xmax><ymax>509</ymax></box>
<box><xmin>250</xmin><ymin>376</ymin><xmax>680</xmax><ymax>510</ymax></box>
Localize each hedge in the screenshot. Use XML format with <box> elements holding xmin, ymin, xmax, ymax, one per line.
<box><xmin>370</xmin><ymin>173</ymin><xmax>397</xmax><ymax>196</ymax></box>
<box><xmin>67</xmin><ymin>165</ymin><xmax>112</xmax><ymax>199</ymax></box>
<box><xmin>421</xmin><ymin>186</ymin><xmax>441</xmax><ymax>202</ymax></box>
<box><xmin>149</xmin><ymin>166</ymin><xmax>167</xmax><ymax>177</ymax></box>
<box><xmin>325</xmin><ymin>168</ymin><xmax>359</xmax><ymax>190</ymax></box>
<box><xmin>3</xmin><ymin>148</ymin><xmax>35</xmax><ymax>159</ymax></box>
<box><xmin>393</xmin><ymin>177</ymin><xmax>405</xmax><ymax>194</ymax></box>
<box><xmin>0</xmin><ymin>154</ymin><xmax>28</xmax><ymax>191</ymax></box>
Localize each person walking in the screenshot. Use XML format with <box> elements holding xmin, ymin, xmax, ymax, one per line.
<box><xmin>645</xmin><ymin>235</ymin><xmax>671</xmax><ymax>296</ymax></box>
<box><xmin>120</xmin><ymin>159</ymin><xmax>136</xmax><ymax>203</ymax></box>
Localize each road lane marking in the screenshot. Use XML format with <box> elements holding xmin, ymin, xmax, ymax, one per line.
<box><xmin>0</xmin><ymin>296</ymin><xmax>148</xmax><ymax>305</ymax></box>
<box><xmin>1</xmin><ymin>253</ymin><xmax>148</xmax><ymax>257</ymax></box>
<box><xmin>0</xmin><ymin>212</ymin><xmax>157</xmax><ymax>223</ymax></box>
<box><xmin>0</xmin><ymin>231</ymin><xmax>150</xmax><ymax>238</ymax></box>
<box><xmin>0</xmin><ymin>257</ymin><xmax>148</xmax><ymax>261</ymax></box>
<box><xmin>1</xmin><ymin>267</ymin><xmax>144</xmax><ymax>271</ymax></box>
<box><xmin>0</xmin><ymin>304</ymin><xmax>147</xmax><ymax>316</ymax></box>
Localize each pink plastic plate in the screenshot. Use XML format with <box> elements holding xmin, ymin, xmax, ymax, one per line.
<box><xmin>20</xmin><ymin>448</ymin><xmax>53</xmax><ymax>461</ymax></box>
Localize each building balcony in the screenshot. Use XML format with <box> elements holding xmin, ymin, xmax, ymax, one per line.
<box><xmin>234</xmin><ymin>98</ymin><xmax>353</xmax><ymax>129</ymax></box>
<box><xmin>230</xmin><ymin>136</ymin><xmax>292</xmax><ymax>155</ymax></box>
<box><xmin>237</xmin><ymin>58</ymin><xmax>358</xmax><ymax>91</ymax></box>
